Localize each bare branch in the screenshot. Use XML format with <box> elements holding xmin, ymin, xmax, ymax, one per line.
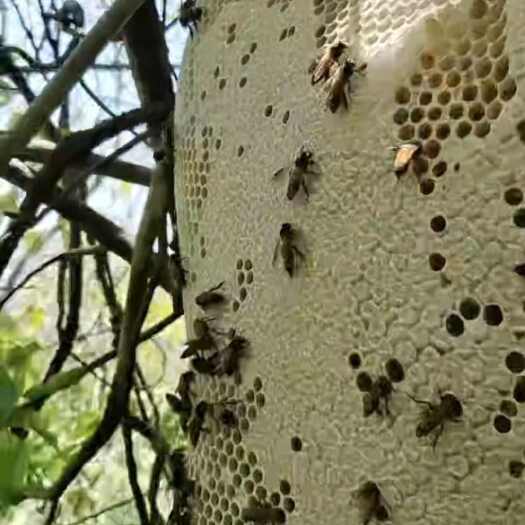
<box><xmin>0</xmin><ymin>0</ymin><xmax>148</xmax><ymax>178</ymax></box>
<box><xmin>0</xmin><ymin>246</ymin><xmax>105</xmax><ymax>310</ymax></box>
<box><xmin>58</xmin><ymin>498</ymin><xmax>133</xmax><ymax>525</ymax></box>
<box><xmin>45</xmin><ymin>157</ymin><xmax>174</xmax><ymax>515</ymax></box>
<box><xmin>122</xmin><ymin>424</ymin><xmax>150</xmax><ymax>525</ymax></box>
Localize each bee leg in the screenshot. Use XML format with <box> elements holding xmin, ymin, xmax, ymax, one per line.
<box><xmin>431</xmin><ymin>423</ymin><xmax>444</xmax><ymax>451</ymax></box>
<box><xmin>302</xmin><ymin>179</ymin><xmax>310</xmax><ymax>201</ymax></box>
<box><xmin>405</xmin><ymin>392</ymin><xmax>433</xmax><ymax>408</ymax></box>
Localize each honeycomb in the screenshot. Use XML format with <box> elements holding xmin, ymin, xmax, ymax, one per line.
<box><xmin>174</xmin><ymin>0</ymin><xmax>525</xmax><ymax>523</ymax></box>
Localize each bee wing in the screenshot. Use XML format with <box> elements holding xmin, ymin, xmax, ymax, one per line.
<box><xmin>393</xmin><ymin>144</ymin><xmax>420</xmax><ymax>173</ymax></box>
<box><xmin>311</xmin><ymin>58</ymin><xmax>328</xmax><ymax>85</ymax></box>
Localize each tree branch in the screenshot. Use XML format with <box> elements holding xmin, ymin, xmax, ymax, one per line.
<box><xmin>0</xmin><ymin>0</ymin><xmax>148</xmax><ymax>178</ymax></box>
<box><xmin>44</xmin><ymin>157</ymin><xmax>171</xmax><ymax>518</ymax></box>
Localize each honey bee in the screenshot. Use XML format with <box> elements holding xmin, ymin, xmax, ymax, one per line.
<box><xmin>272</xmin><ymin>223</ymin><xmax>305</xmax><ymax>278</ymax></box>
<box><xmin>181</xmin><ymin>318</ymin><xmax>218</xmax><ymax>358</ymax></box>
<box><xmin>390</xmin><ymin>141</ymin><xmax>422</xmax><ymax>177</ymax></box>
<box><xmin>326</xmin><ymin>59</ymin><xmax>367</xmax><ymax>113</ymax></box>
<box><xmin>178</xmin><ymin>0</ymin><xmax>203</xmax><ymax>39</ymax></box>
<box><xmin>195</xmin><ymin>281</ymin><xmax>226</xmax><ymax>309</ymax></box>
<box><xmin>310</xmin><ymin>41</ymin><xmax>348</xmax><ymax>85</ymax></box>
<box><xmin>273</xmin><ymin>146</ymin><xmax>320</xmax><ymax>202</ymax></box>
<box><xmin>214</xmin><ymin>333</ymin><xmax>249</xmax><ymax>384</ymax></box>
<box><xmin>362</xmin><ymin>375</ymin><xmax>393</xmax><ymax>417</ymax></box>
<box><xmin>407</xmin><ymin>391</ymin><xmax>463</xmax><ymax>449</ymax></box>
<box><xmin>355</xmin><ymin>481</ymin><xmax>390</xmax><ymax>525</ymax></box>
<box><xmin>166</xmin><ymin>392</ymin><xmax>192</xmax><ymax>432</ymax></box>
<box><xmin>241</xmin><ymin>505</ymin><xmax>286</xmax><ymax>524</ymax></box>
<box><xmin>213</xmin><ymin>398</ymin><xmax>242</xmax><ymax>427</ymax></box>
<box><xmin>191</xmin><ymin>353</ymin><xmax>219</xmax><ymax>376</ymax></box>
<box><xmin>187</xmin><ymin>400</ymin><xmax>210</xmax><ymax>447</ymax></box>
<box><xmin>176</xmin><ymin>371</ymin><xmax>195</xmax><ymax>400</ymax></box>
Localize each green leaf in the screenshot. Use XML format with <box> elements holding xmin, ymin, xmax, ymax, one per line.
<box><xmin>24</xmin><ymin>231</ymin><xmax>45</xmax><ymax>254</ymax></box>
<box><xmin>0</xmin><ymin>432</ymin><xmax>29</xmax><ymax>506</ymax></box>
<box><xmin>0</xmin><ymin>191</ymin><xmax>18</xmax><ymax>214</ymax></box>
<box><xmin>23</xmin><ymin>366</ymin><xmax>87</xmax><ymax>404</ymax></box>
<box><xmin>0</xmin><ymin>367</ymin><xmax>18</xmax><ymax>426</ymax></box>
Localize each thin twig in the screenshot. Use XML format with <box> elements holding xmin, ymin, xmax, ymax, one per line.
<box><xmin>0</xmin><ymin>246</ymin><xmax>105</xmax><ymax>310</ymax></box>
<box><xmin>58</xmin><ymin>498</ymin><xmax>133</xmax><ymax>525</ymax></box>
<box><xmin>122</xmin><ymin>423</ymin><xmax>150</xmax><ymax>525</ymax></box>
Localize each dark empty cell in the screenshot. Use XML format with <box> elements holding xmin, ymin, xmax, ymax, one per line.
<box><xmin>264</xmin><ymin>105</ymin><xmax>273</xmax><ymax>117</ymax></box>
<box><xmin>255</xmin><ymin>486</ymin><xmax>267</xmax><ymax>501</ymax></box>
<box><xmin>256</xmin><ymin>393</ymin><xmax>265</xmax><ymax>408</ymax></box>
<box><xmin>429</xmin><ymin>252</ymin><xmax>446</xmax><ymax>270</ymax></box>
<box><xmin>505</xmin><ymin>188</ymin><xmax>523</xmax><ymax>205</ymax></box>
<box><xmin>239</xmin><ymin>77</ymin><xmax>247</xmax><ymax>88</ymax></box>
<box><xmin>288</xmin><ymin>26</ymin><xmax>295</xmax><ymax>36</ymax></box>
<box><xmin>385</xmin><ymin>358</ymin><xmax>404</xmax><ymax>382</ymax></box>
<box><xmin>279</xmin><ymin>480</ymin><xmax>291</xmax><ymax>495</ymax></box>
<box><xmin>237</xmin><ymin>272</ymin><xmax>245</xmax><ymax>286</ymax></box>
<box><xmin>412</xmin><ymin>157</ymin><xmax>429</xmax><ymax>176</ymax></box>
<box><xmin>316</xmin><ymin>35</ymin><xmax>327</xmax><ymax>48</ymax></box>
<box><xmin>457</xmin><ymin>121</ymin><xmax>472</xmax><ymax>138</ymax></box>
<box><xmin>420</xmin><ymin>179</ymin><xmax>435</xmax><ymax>195</ymax></box>
<box><xmin>513</xmin><ymin>209</ymin><xmax>525</xmax><ymax>228</ymax></box>
<box><xmin>253</xmin><ymin>377</ymin><xmax>263</xmax><ymax>391</ymax></box>
<box><xmin>214</xmin><ymin>66</ymin><xmax>220</xmax><ymax>78</ymax></box>
<box><xmin>436</xmin><ymin>123</ymin><xmax>451</xmax><ymax>140</ymax></box>
<box><xmin>474</xmin><ymin>57</ymin><xmax>492</xmax><ymax>78</ymax></box>
<box><xmin>494</xmin><ymin>56</ymin><xmax>509</xmax><ymax>82</ymax></box>
<box><xmin>239</xmin><ymin>287</ymin><xmax>247</xmax><ymax>301</ymax></box>
<box><xmin>393</xmin><ymin>108</ymin><xmax>409</xmax><ymax>125</ymax></box>
<box><xmin>487</xmin><ymin>100</ymin><xmax>503</xmax><ymax>120</ymax></box>
<box><xmin>420</xmin><ymin>51</ymin><xmax>435</xmax><ymax>69</ymax></box>
<box><xmin>282</xmin><ymin>110</ymin><xmax>290</xmax><ymax>124</ymax></box>
<box><xmin>509</xmin><ymin>460</ymin><xmax>525</xmax><ymax>478</ymax></box>
<box><xmin>232</xmin><ymin>300</ymin><xmax>240</xmax><ymax>312</ymax></box>
<box><xmin>459</xmin><ymin>298</ymin><xmax>480</xmax><ymax>320</ymax></box>
<box><xmin>279</xmin><ymin>28</ymin><xmax>287</xmax><ymax>40</ymax></box>
<box><xmin>398</xmin><ymin>125</ymin><xmax>415</xmax><ymax>141</ymax></box>
<box><xmin>411</xmin><ymin>73</ymin><xmax>423</xmax><ymax>86</ymax></box>
<box><xmin>494</xmin><ymin>414</ymin><xmax>511</xmax><ymax>433</ymax></box>
<box><xmin>463</xmin><ymin>85</ymin><xmax>478</xmax><ymax>101</ymax></box>
<box><xmin>219</xmin><ymin>79</ymin><xmax>227</xmax><ymax>90</ymax></box>
<box><xmin>215</xmin><ymin>139</ymin><xmax>222</xmax><ymax>149</ymax></box>
<box><xmin>291</xmin><ymin>436</ymin><xmax>302</xmax><ymax>451</ymax></box>
<box><xmin>424</xmin><ymin>140</ymin><xmax>441</xmax><ymax>159</ymax></box>
<box><xmin>410</xmin><ymin>108</ymin><xmax>425</xmax><ymax>123</ymax></box>
<box><xmin>500</xmin><ymin>78</ymin><xmax>517</xmax><ymax>102</ymax></box>
<box><xmin>349</xmin><ymin>352</ymin><xmax>361</xmax><ymax>369</ymax></box>
<box><xmin>446</xmin><ymin>71</ymin><xmax>461</xmax><ymax>88</ymax></box>
<box><xmin>227</xmin><ymin>34</ymin><xmax>235</xmax><ymax>44</ymax></box>
<box><xmin>437</xmin><ymin>90</ymin><xmax>452</xmax><ymax>106</ymax></box>
<box><xmin>241</xmin><ymin>54</ymin><xmax>250</xmax><ymax>65</ymax></box>
<box><xmin>315</xmin><ymin>25</ymin><xmax>326</xmax><ymax>38</ymax></box>
<box><xmin>237</xmin><ymin>145</ymin><xmax>244</xmax><ymax>157</ymax></box>
<box><xmin>449</xmin><ymin>103</ymin><xmax>464</xmax><ymax>119</ymax></box>
<box><xmin>500</xmin><ymin>399</ymin><xmax>518</xmax><ymax>418</ymax></box>
<box><xmin>418</xmin><ymin>123</ymin><xmax>433</xmax><ymax>140</ymax></box>
<box><xmin>470</xmin><ymin>0</ymin><xmax>488</xmax><ymax>19</ymax></box>
<box><xmin>468</xmin><ymin>103</ymin><xmax>485</xmax><ymax>121</ymax></box>
<box><xmin>430</xmin><ymin>215</ymin><xmax>447</xmax><ymax>232</ymax></box>
<box><xmin>471</xmin><ymin>40</ymin><xmax>488</xmax><ymax>58</ymax></box>
<box><xmin>356</xmin><ymin>371</ymin><xmax>373</xmax><ymax>392</ymax></box>
<box><xmin>228</xmin><ymin>23</ymin><xmax>236</xmax><ymax>34</ymax></box>
<box><xmin>395</xmin><ymin>86</ymin><xmax>411</xmax><ymax>104</ymax></box>
<box><xmin>483</xmin><ymin>304</ymin><xmax>503</xmax><ymax>326</ymax></box>
<box><xmin>253</xmin><ymin>468</ymin><xmax>263</xmax><ymax>483</ymax></box>
<box><xmin>283</xmin><ymin>497</ymin><xmax>296</xmax><ymax>513</ymax></box>
<box><xmin>474</xmin><ymin>121</ymin><xmax>491</xmax><ymax>138</ymax></box>
<box><xmin>439</xmin><ymin>55</ymin><xmax>455</xmax><ymax>71</ymax></box>
<box><xmin>270</xmin><ymin>492</ymin><xmax>281</xmax><ymax>506</ymax></box>
<box><xmin>513</xmin><ymin>377</ymin><xmax>525</xmax><ymax>403</ymax></box>
<box><xmin>446</xmin><ymin>314</ymin><xmax>464</xmax><ymax>337</ymax></box>
<box><xmin>419</xmin><ymin>91</ymin><xmax>433</xmax><ymax>105</ymax></box>
<box><xmin>427</xmin><ymin>106</ymin><xmax>442</xmax><ymax>121</ymax></box>
<box><xmin>481</xmin><ymin>80</ymin><xmax>498</xmax><ymax>104</ymax></box>
<box><xmin>454</xmin><ymin>162</ymin><xmax>460</xmax><ymax>171</ymax></box>
<box><xmin>247</xmin><ymin>451</ymin><xmax>257</xmax><ymax>466</ymax></box>
<box><xmin>429</xmin><ymin>73</ymin><xmax>443</xmax><ymax>89</ymax></box>
<box><xmin>244</xmin><ymin>480</ymin><xmax>254</xmax><ymax>493</ymax></box>
<box><xmin>201</xmin><ymin>90</ymin><xmax>207</xmax><ymax>100</ymax></box>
